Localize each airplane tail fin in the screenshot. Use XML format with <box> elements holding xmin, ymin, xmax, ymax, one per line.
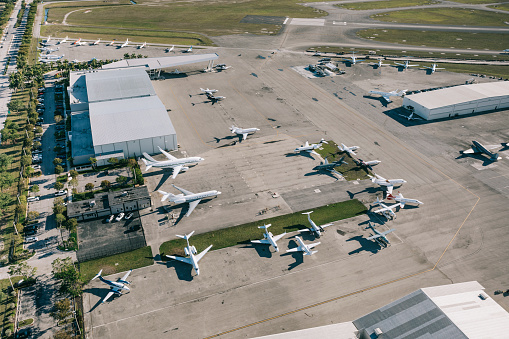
<box><xmin>176</xmin><ymin>230</ymin><xmax>195</xmax><ymax>241</ymax></box>
<box><xmin>301</xmin><ymin>211</ymin><xmax>313</xmax><ymax>216</ymax></box>
<box><xmin>92</xmin><ymin>269</ymin><xmax>103</xmax><ymax>281</ymax></box>
<box><xmin>320</xmin><ymin>138</ymin><xmax>328</xmax><ymax>144</ymax></box>
<box><xmin>157</xmin><ymin>190</ymin><xmax>175</xmax><ymax>202</ymax></box>
<box><xmin>258</xmin><ymin>224</ymin><xmax>271</xmax><ymax>230</ymax></box>
<box><xmin>141</xmin><ymin>158</ymin><xmax>152</xmax><ymax>171</ymax></box>
<box><xmin>336</xmin><ymin>156</ymin><xmax>347</xmax><ymax>165</ymax></box>
<box><xmin>143</xmin><ymin>152</ymin><xmax>156</xmax><ymax>162</ymax></box>
<box><xmin>491</xmin><ymin>153</ymin><xmax>500</xmax><ymax>161</ymax></box>
<box><xmin>386</xmin><ymin>193</ymin><xmax>395</xmax><ymax>200</ymax></box>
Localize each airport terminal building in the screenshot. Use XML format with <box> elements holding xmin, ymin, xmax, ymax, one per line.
<box><xmin>403</xmin><ymin>82</ymin><xmax>509</xmax><ymax>120</ymax></box>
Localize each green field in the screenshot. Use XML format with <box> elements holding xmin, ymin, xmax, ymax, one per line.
<box><xmin>357</xmin><ymin>29</ymin><xmax>509</xmax><ymax>52</ymax></box>
<box><xmin>371</xmin><ymin>8</ymin><xmax>509</xmax><ymax>26</ymax></box>
<box><xmin>336</xmin><ymin>0</ymin><xmax>439</xmax><ymax>10</ymax></box>
<box><xmin>79</xmin><ymin>246</ymin><xmax>154</xmax><ymax>282</ymax></box>
<box><xmin>159</xmin><ymin>199</ymin><xmax>367</xmax><ymax>257</ymax></box>
<box><xmin>44</xmin><ymin>0</ymin><xmax>328</xmax><ymax>39</ymax></box>
<box><xmin>316</xmin><ymin>141</ymin><xmax>371</xmax><ymax>181</ymax></box>
<box><xmin>456</xmin><ymin>0</ymin><xmax>509</xmax><ymax>3</ymax></box>
<box><xmin>0</xmin><ymin>276</ymin><xmax>23</xmax><ymax>336</ymax></box>
<box><xmin>489</xmin><ymin>3</ymin><xmax>509</xmax><ymax>10</ymax></box>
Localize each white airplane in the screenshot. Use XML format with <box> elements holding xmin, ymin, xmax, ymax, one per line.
<box><xmin>158</xmin><ymin>184</ymin><xmax>221</xmax><ymax>217</ymax></box>
<box><xmin>293</xmin><ymin>138</ymin><xmax>327</xmax><ymax>156</ymax></box>
<box><xmin>386</xmin><ymin>192</ymin><xmax>423</xmax><ymax>207</ymax></box>
<box><xmin>58</xmin><ymin>36</ymin><xmax>68</xmax><ymax>44</ymax></box>
<box><xmin>286</xmin><ymin>236</ymin><xmax>320</xmax><ymax>256</ymax></box>
<box><xmin>165</xmin><ymin>45</ymin><xmax>174</xmax><ymax>53</ymax></box>
<box><xmin>166</xmin><ymin>231</ymin><xmax>212</xmax><ymax>276</ymax></box>
<box><xmin>370</xmin><ymin>59</ymin><xmax>388</xmax><ymax>68</ymax></box>
<box><xmin>92</xmin><ymin>269</ymin><xmax>132</xmax><ymax>303</ymax></box>
<box><xmin>369</xmin><ymin>173</ymin><xmax>406</xmax><ymax>195</ymax></box>
<box><xmin>200</xmin><ymin>88</ymin><xmax>218</xmax><ymax>95</ymax></box>
<box><xmin>38</xmin><ymin>46</ymin><xmax>58</xmax><ymax>52</ymax></box>
<box><xmin>300</xmin><ymin>211</ymin><xmax>333</xmax><ymax>238</ymax></box>
<box><xmin>183</xmin><ymin>45</ymin><xmax>193</xmax><ymax>53</ymax></box>
<box><xmin>369</xmin><ymin>89</ymin><xmax>407</xmax><ymax>103</ymax></box>
<box><xmin>372</xmin><ymin>197</ymin><xmax>401</xmax><ymax>220</ymax></box>
<box><xmin>398</xmin><ymin>111</ymin><xmax>422</xmax><ymax>121</ymax></box>
<box><xmin>38</xmin><ymin>58</ymin><xmax>61</xmax><ymax>63</ymax></box>
<box><xmin>39</xmin><ymin>54</ymin><xmax>64</xmax><ymax>60</ymax></box>
<box><xmin>424</xmin><ymin>63</ymin><xmax>445</xmax><ymax>74</ymax></box>
<box><xmin>215</xmin><ymin>64</ymin><xmax>231</xmax><ymax>70</ymax></box>
<box><xmin>138</xmin><ymin>42</ymin><xmax>146</xmax><ymax>49</ymax></box>
<box><xmin>43</xmin><ymin>36</ymin><xmax>51</xmax><ymax>44</ymax></box>
<box><xmin>207</xmin><ymin>94</ymin><xmax>226</xmax><ymax>102</ymax></box>
<box><xmin>142</xmin><ymin>147</ymin><xmax>204</xmax><ymax>178</ymax></box>
<box><xmin>44</xmin><ymin>47</ymin><xmax>60</xmax><ymax>53</ymax></box>
<box><xmin>120</xmin><ymin>39</ymin><xmax>129</xmax><ymax>48</ymax></box>
<box><xmin>107</xmin><ymin>40</ymin><xmax>116</xmax><ymax>46</ymax></box>
<box><xmin>339</xmin><ymin>143</ymin><xmax>359</xmax><ymax>156</ymax></box>
<box><xmin>92</xmin><ymin>38</ymin><xmax>101</xmax><ymax>45</ymax></box>
<box><xmin>230</xmin><ymin>125</ymin><xmax>259</xmax><ymax>141</ymax></box>
<box><xmin>73</xmin><ymin>38</ymin><xmax>86</xmax><ymax>46</ymax></box>
<box><xmin>462</xmin><ymin>140</ymin><xmax>501</xmax><ymax>162</ymax></box>
<box><xmin>353</xmin><ymin>158</ymin><xmax>381</xmax><ymax>170</ymax></box>
<box><xmin>250</xmin><ymin>224</ymin><xmax>286</xmax><ymax>252</ymax></box>
<box><xmin>365</xmin><ymin>222</ymin><xmax>395</xmax><ymax>247</ymax></box>
<box><xmin>394</xmin><ymin>60</ymin><xmax>419</xmax><ymax>69</ymax></box>
<box><xmin>342</xmin><ymin>52</ymin><xmax>362</xmax><ymax>65</ymax></box>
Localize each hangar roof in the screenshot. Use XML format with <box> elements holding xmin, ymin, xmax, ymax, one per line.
<box><xmin>89</xmin><ymin>95</ymin><xmax>175</xmax><ymax>146</ymax></box>
<box><xmin>101</xmin><ymin>54</ymin><xmax>219</xmax><ymax>70</ymax></box>
<box><xmin>405</xmin><ymin>81</ymin><xmax>509</xmax><ymax>110</ymax></box>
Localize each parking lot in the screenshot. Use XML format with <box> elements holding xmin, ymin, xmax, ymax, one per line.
<box><xmin>82</xmin><ymin>46</ymin><xmax>509</xmax><ymax>338</ymax></box>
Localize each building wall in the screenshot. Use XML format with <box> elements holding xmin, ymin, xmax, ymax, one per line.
<box><xmin>94</xmin><ymin>134</ymin><xmax>177</xmax><ymax>160</ymax></box>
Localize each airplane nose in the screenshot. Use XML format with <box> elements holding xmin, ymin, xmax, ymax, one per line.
<box><xmin>217</xmin><ymin>191</ymin><xmax>222</xmax><ymax>195</ymax></box>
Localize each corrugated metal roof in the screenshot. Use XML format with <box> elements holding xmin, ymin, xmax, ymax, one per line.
<box><xmin>70</xmin><ymin>111</ymin><xmax>94</xmax><ymax>158</ymax></box>
<box><xmin>405</xmin><ymin>81</ymin><xmax>509</xmax><ymax>110</ymax></box>
<box><xmin>85</xmin><ymin>68</ymin><xmax>155</xmax><ymax>103</ymax></box>
<box><xmin>102</xmin><ymin>54</ymin><xmax>219</xmax><ymax>70</ymax></box>
<box><xmin>252</xmin><ymin>322</ymin><xmax>358</xmax><ymax>339</ymax></box>
<box><xmin>89</xmin><ymin>96</ymin><xmax>175</xmax><ymax>146</ymax></box>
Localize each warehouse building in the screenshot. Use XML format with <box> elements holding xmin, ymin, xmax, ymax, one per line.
<box><xmin>403</xmin><ymin>82</ymin><xmax>509</xmax><ymax>120</ymax></box>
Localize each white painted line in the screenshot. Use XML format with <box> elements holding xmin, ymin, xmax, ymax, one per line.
<box><xmin>283</xmin><ymin>17</ymin><xmax>289</xmax><ymax>25</ymax></box>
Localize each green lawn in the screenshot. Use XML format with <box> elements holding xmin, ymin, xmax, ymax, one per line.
<box><xmin>315</xmin><ymin>141</ymin><xmax>371</xmax><ymax>181</ymax></box>
<box><xmin>357</xmin><ymin>29</ymin><xmax>509</xmax><ymax>52</ymax></box>
<box><xmin>371</xmin><ymin>8</ymin><xmax>509</xmax><ymax>26</ymax></box>
<box><xmin>159</xmin><ymin>200</ymin><xmax>367</xmax><ymax>257</ymax></box>
<box><xmin>79</xmin><ymin>246</ymin><xmax>154</xmax><ymax>283</ymax></box>
<box><xmin>488</xmin><ymin>3</ymin><xmax>509</xmax><ymax>10</ymax></box>
<box><xmin>457</xmin><ymin>0</ymin><xmax>509</xmax><ymax>3</ymax></box>
<box><xmin>336</xmin><ymin>0</ymin><xmax>439</xmax><ymax>10</ymax></box>
<box><xmin>0</xmin><ymin>276</ymin><xmax>23</xmax><ymax>337</ymax></box>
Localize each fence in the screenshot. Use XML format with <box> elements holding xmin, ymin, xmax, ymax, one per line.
<box><xmin>76</xmin><ymin>237</ymin><xmax>146</xmax><ymax>263</ymax></box>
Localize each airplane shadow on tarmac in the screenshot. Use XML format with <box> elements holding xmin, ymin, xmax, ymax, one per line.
<box><xmin>157</xmin><ymin>259</ymin><xmax>194</xmax><ymax>281</ymax></box>
<box><xmin>281</xmin><ymin>239</ymin><xmax>305</xmax><ymax>270</ymax></box>
<box><xmin>285</xmin><ymin>152</ymin><xmax>316</xmax><ymax>160</ymax></box>
<box><xmin>85</xmin><ymin>287</ymin><xmax>123</xmax><ymax>312</ymax></box>
<box><xmin>304</xmin><ymin>170</ymin><xmax>339</xmax><ymax>181</ymax></box>
<box><xmin>241</xmin><ymin>243</ymin><xmax>273</xmax><ymax>259</ymax></box>
<box><xmin>456</xmin><ymin>153</ymin><xmax>498</xmax><ymax>167</ymax></box>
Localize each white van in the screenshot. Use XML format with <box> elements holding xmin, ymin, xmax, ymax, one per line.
<box><xmin>27</xmin><ymin>196</ymin><xmax>39</xmax><ymax>202</ymax></box>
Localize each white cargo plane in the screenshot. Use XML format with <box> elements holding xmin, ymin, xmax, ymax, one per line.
<box><xmin>342</xmin><ymin>52</ymin><xmax>362</xmax><ymax>65</ymax></box>
<box><xmin>462</xmin><ymin>140</ymin><xmax>502</xmax><ymax>162</ymax></box>
<box><xmin>120</xmin><ymin>39</ymin><xmax>129</xmax><ymax>48</ymax></box>
<box><xmin>230</xmin><ymin>125</ymin><xmax>259</xmax><ymax>140</ymax></box>
<box><xmin>200</xmin><ymin>88</ymin><xmax>218</xmax><ymax>95</ymax></box>
<box><xmin>353</xmin><ymin>158</ymin><xmax>381</xmax><ymax>170</ymax></box>
<box><xmin>394</xmin><ymin>60</ymin><xmax>419</xmax><ymax>70</ymax></box>
<box><xmin>138</xmin><ymin>42</ymin><xmax>146</xmax><ymax>49</ymax></box>
<box><xmin>166</xmin><ymin>231</ymin><xmax>213</xmax><ymax>276</ymax></box>
<box><xmin>58</xmin><ymin>36</ymin><xmax>68</xmax><ymax>44</ymax></box>
<box><xmin>250</xmin><ymin>224</ymin><xmax>286</xmax><ymax>252</ymax></box>
<box><xmin>158</xmin><ymin>184</ymin><xmax>221</xmax><ymax>217</ymax></box>
<box><xmin>92</xmin><ymin>38</ymin><xmax>101</xmax><ymax>45</ymax></box>
<box><xmin>300</xmin><ymin>211</ymin><xmax>333</xmax><ymax>238</ymax></box>
<box><xmin>366</xmin><ymin>222</ymin><xmax>395</xmax><ymax>246</ymax></box>
<box><xmin>339</xmin><ymin>143</ymin><xmax>359</xmax><ymax>156</ymax></box>
<box><xmin>369</xmin><ymin>173</ymin><xmax>406</xmax><ymax>195</ymax></box>
<box><xmin>183</xmin><ymin>45</ymin><xmax>193</xmax><ymax>53</ymax></box>
<box><xmin>107</xmin><ymin>40</ymin><xmax>116</xmax><ymax>46</ymax></box>
<box><xmin>166</xmin><ymin>45</ymin><xmax>174</xmax><ymax>53</ymax></box>
<box><xmin>369</xmin><ymin>89</ymin><xmax>407</xmax><ymax>103</ymax></box>
<box><xmin>142</xmin><ymin>147</ymin><xmax>204</xmax><ymax>178</ymax></box>
<box><xmin>286</xmin><ymin>236</ymin><xmax>320</xmax><ymax>256</ymax></box>
<box><xmin>293</xmin><ymin>138</ymin><xmax>327</xmax><ymax>155</ymax></box>
<box><xmin>386</xmin><ymin>192</ymin><xmax>423</xmax><ymax>207</ymax></box>
<box><xmin>372</xmin><ymin>197</ymin><xmax>401</xmax><ymax>220</ymax></box>
<box><xmin>424</xmin><ymin>63</ymin><xmax>445</xmax><ymax>74</ymax></box>
<box><xmin>92</xmin><ymin>269</ymin><xmax>132</xmax><ymax>303</ymax></box>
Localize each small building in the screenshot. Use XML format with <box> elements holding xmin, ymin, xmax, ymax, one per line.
<box><xmin>403</xmin><ymin>82</ymin><xmax>509</xmax><ymax>120</ymax></box>
<box><xmin>67</xmin><ymin>186</ymin><xmax>151</xmax><ymax>221</ymax></box>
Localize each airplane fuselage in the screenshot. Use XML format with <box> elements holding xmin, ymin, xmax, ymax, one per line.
<box><xmin>171</xmin><ymin>190</ymin><xmax>221</xmax><ymax>204</ymax></box>
<box><xmin>264</xmin><ymin>232</ymin><xmax>279</xmax><ymax>252</ymax></box>
<box><xmin>472</xmin><ymin>140</ymin><xmax>498</xmax><ymax>160</ymax></box>
<box><xmin>99</xmin><ymin>276</ymin><xmax>130</xmax><ymax>292</ymax></box>
<box><xmin>149</xmin><ymin>157</ymin><xmax>203</xmax><ymax>169</ymax></box>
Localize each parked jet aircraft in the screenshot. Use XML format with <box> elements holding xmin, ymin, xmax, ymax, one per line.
<box><xmin>312</xmin><ymin>157</ymin><xmax>347</xmax><ymax>177</ymax></box>
<box><xmin>342</xmin><ymin>52</ymin><xmax>362</xmax><ymax>65</ymax></box>
<box><xmin>39</xmin><ymin>54</ymin><xmax>64</xmax><ymax>60</ymax></box>
<box><xmin>370</xmin><ymin>59</ymin><xmax>388</xmax><ymax>68</ymax></box>
<box><xmin>73</xmin><ymin>38</ymin><xmax>86</xmax><ymax>46</ymax></box>
<box><xmin>215</xmin><ymin>64</ymin><xmax>230</xmax><ymax>70</ymax></box>
<box><xmin>183</xmin><ymin>46</ymin><xmax>193</xmax><ymax>53</ymax></box>
<box><xmin>107</xmin><ymin>40</ymin><xmax>115</xmax><ymax>46</ymax></box>
<box><xmin>462</xmin><ymin>140</ymin><xmax>502</xmax><ymax>162</ymax></box>
<box><xmin>166</xmin><ymin>231</ymin><xmax>212</xmax><ymax>276</ymax></box>
<box><xmin>339</xmin><ymin>143</ymin><xmax>359</xmax><ymax>156</ymax></box>
<box><xmin>424</xmin><ymin>63</ymin><xmax>445</xmax><ymax>74</ymax></box>
<box><xmin>286</xmin><ymin>236</ymin><xmax>320</xmax><ymax>256</ymax></box>
<box><xmin>44</xmin><ymin>47</ymin><xmax>59</xmax><ymax>53</ymax></box>
<box><xmin>398</xmin><ymin>111</ymin><xmax>422</xmax><ymax>121</ymax></box>
<box><xmin>369</xmin><ymin>174</ymin><xmax>406</xmax><ymax>195</ymax></box>
<box><xmin>92</xmin><ymin>38</ymin><xmax>100</xmax><ymax>45</ymax></box>
<box><xmin>158</xmin><ymin>184</ymin><xmax>221</xmax><ymax>217</ymax></box>
<box><xmin>372</xmin><ymin>197</ymin><xmax>401</xmax><ymax>220</ymax></box>
<box><xmin>142</xmin><ymin>146</ymin><xmax>204</xmax><ymax>178</ymax></box>
<box><xmin>250</xmin><ymin>224</ymin><xmax>286</xmax><ymax>252</ymax></box>
<box><xmin>120</xmin><ymin>39</ymin><xmax>129</xmax><ymax>48</ymax></box>
<box><xmin>294</xmin><ymin>138</ymin><xmax>327</xmax><ymax>155</ymax></box>
<box><xmin>200</xmin><ymin>88</ymin><xmax>218</xmax><ymax>95</ymax></box>
<box><xmin>58</xmin><ymin>36</ymin><xmax>68</xmax><ymax>44</ymax></box>
<box><xmin>353</xmin><ymin>158</ymin><xmax>381</xmax><ymax>170</ymax></box>
<box><xmin>207</xmin><ymin>94</ymin><xmax>226</xmax><ymax>102</ymax></box>
<box><xmin>166</xmin><ymin>45</ymin><xmax>175</xmax><ymax>53</ymax></box>
<box><xmin>138</xmin><ymin>42</ymin><xmax>146</xmax><ymax>49</ymax></box>
<box><xmin>365</xmin><ymin>222</ymin><xmax>395</xmax><ymax>247</ymax></box>
<box><xmin>300</xmin><ymin>211</ymin><xmax>333</xmax><ymax>238</ymax></box>
<box><xmin>92</xmin><ymin>269</ymin><xmax>132</xmax><ymax>303</ymax></box>
<box><xmin>369</xmin><ymin>89</ymin><xmax>407</xmax><ymax>103</ymax></box>
<box><xmin>386</xmin><ymin>192</ymin><xmax>423</xmax><ymax>207</ymax></box>
<box><xmin>394</xmin><ymin>60</ymin><xmax>419</xmax><ymax>70</ymax></box>
<box><xmin>230</xmin><ymin>125</ymin><xmax>259</xmax><ymax>140</ymax></box>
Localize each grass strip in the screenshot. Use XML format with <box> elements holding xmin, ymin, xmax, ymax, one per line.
<box><xmin>79</xmin><ymin>246</ymin><xmax>153</xmax><ymax>282</ymax></box>
<box><xmin>336</xmin><ymin>0</ymin><xmax>439</xmax><ymax>10</ymax></box>
<box><xmin>315</xmin><ymin>141</ymin><xmax>371</xmax><ymax>181</ymax></box>
<box><xmin>0</xmin><ymin>276</ymin><xmax>23</xmax><ymax>336</ymax></box>
<box><xmin>159</xmin><ymin>200</ymin><xmax>367</xmax><ymax>258</ymax></box>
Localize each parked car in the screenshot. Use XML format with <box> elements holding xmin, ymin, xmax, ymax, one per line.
<box><xmin>125</xmin><ymin>212</ymin><xmax>134</xmax><ymax>220</ymax></box>
<box><xmin>31</xmin><ymin>165</ymin><xmax>41</xmax><ymax>170</ymax></box>
<box><xmin>55</xmin><ymin>190</ymin><xmax>67</xmax><ymax>197</ymax></box>
<box><xmin>115</xmin><ymin>212</ymin><xmax>125</xmax><ymax>221</ymax></box>
<box><xmin>32</xmin><ymin>149</ymin><xmax>42</xmax><ymax>154</ymax></box>
<box><xmin>24</xmin><ymin>229</ymin><xmax>37</xmax><ymax>236</ymax></box>
<box><xmin>105</xmin><ymin>215</ymin><xmax>114</xmax><ymax>223</ymax></box>
<box><xmin>27</xmin><ymin>196</ymin><xmax>39</xmax><ymax>202</ymax></box>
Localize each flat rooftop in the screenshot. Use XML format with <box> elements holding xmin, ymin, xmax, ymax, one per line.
<box><xmin>107</xmin><ymin>186</ymin><xmax>150</xmax><ymax>205</ymax></box>
<box><xmin>70</xmin><ymin>111</ymin><xmax>94</xmax><ymax>158</ymax></box>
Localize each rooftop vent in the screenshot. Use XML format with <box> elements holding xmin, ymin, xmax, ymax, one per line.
<box><xmin>374</xmin><ymin>328</ymin><xmax>383</xmax><ymax>337</ymax></box>
<box><xmin>479</xmin><ymin>293</ymin><xmax>489</xmax><ymax>300</ymax></box>
<box><xmin>89</xmin><ymin>200</ymin><xmax>96</xmax><ymax>207</ymax></box>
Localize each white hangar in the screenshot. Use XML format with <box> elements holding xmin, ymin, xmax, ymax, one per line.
<box><xmin>403</xmin><ymin>82</ymin><xmax>509</xmax><ymax>120</ymax></box>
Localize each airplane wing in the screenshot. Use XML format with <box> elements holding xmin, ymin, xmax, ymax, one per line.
<box><xmin>186</xmin><ymin>199</ymin><xmax>200</xmax><ymax>216</ymax></box>
<box><xmin>251</xmin><ymin>239</ymin><xmax>270</xmax><ymax>244</ymax></box>
<box><xmin>167</xmin><ymin>255</ymin><xmax>193</xmax><ymax>265</ymax></box>
<box><xmin>120</xmin><ymin>270</ymin><xmax>132</xmax><ymax>283</ymax></box>
<box><xmin>173</xmin><ymin>185</ymin><xmax>193</xmax><ymax>196</ymax></box>
<box><xmin>310</xmin><ymin>150</ymin><xmax>319</xmax><ymax>155</ymax></box>
<box><xmin>194</xmin><ymin>244</ymin><xmax>213</xmax><ymax>263</ymax></box>
<box><xmin>299</xmin><ymin>228</ymin><xmax>311</xmax><ymax>233</ymax></box>
<box><xmin>171</xmin><ymin>165</ymin><xmax>183</xmax><ymax>179</ymax></box>
<box><xmin>286</xmin><ymin>247</ymin><xmax>301</xmax><ymax>253</ymax></box>
<box><xmin>382</xmin><ymin>96</ymin><xmax>392</xmax><ymax>103</ymax></box>
<box><xmin>102</xmin><ymin>291</ymin><xmax>115</xmax><ymax>303</ymax></box>
<box><xmin>462</xmin><ymin>148</ymin><xmax>475</xmax><ymax>154</ymax></box>
<box><xmin>307</xmin><ymin>241</ymin><xmax>321</xmax><ymax>249</ymax></box>
<box><xmin>367</xmin><ymin>229</ymin><xmax>395</xmax><ymax>240</ymax></box>
<box><xmin>242</xmin><ymin>133</ymin><xmax>248</xmax><ymax>140</ymax></box>
<box><xmin>373</xmin><ymin>206</ymin><xmax>390</xmax><ymax>214</ymax></box>
<box><xmin>320</xmin><ymin>223</ymin><xmax>334</xmax><ymax>229</ymax></box>
<box><xmin>386</xmin><ymin>185</ymin><xmax>394</xmax><ymax>195</ymax></box>
<box><xmin>158</xmin><ymin>147</ymin><xmax>177</xmax><ymax>161</ymax></box>
<box><xmin>272</xmin><ymin>233</ymin><xmax>287</xmax><ymax>242</ymax></box>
